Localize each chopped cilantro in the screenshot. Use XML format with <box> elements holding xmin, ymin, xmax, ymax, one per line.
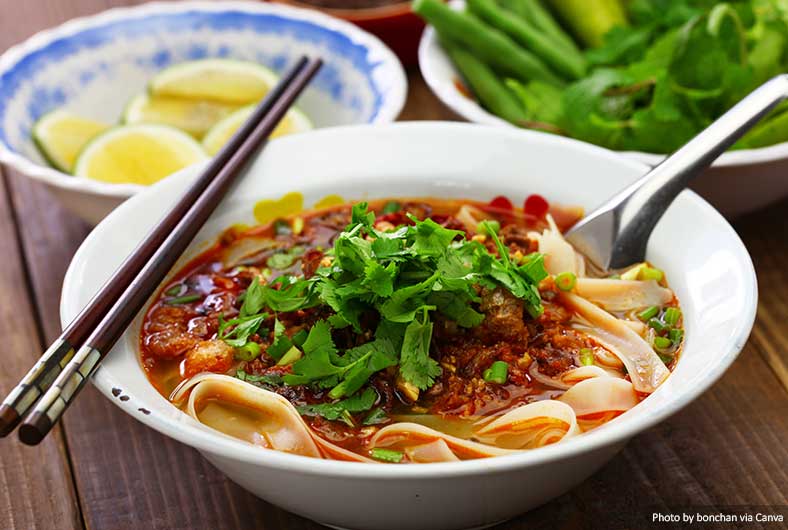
<box><xmin>297</xmin><ymin>387</ymin><xmax>378</xmax><ymax>426</ymax></box>
<box><xmin>221</xmin><ymin>201</ymin><xmax>547</xmax><ymax>394</ymax></box>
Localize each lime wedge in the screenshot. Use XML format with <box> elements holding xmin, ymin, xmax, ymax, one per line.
<box><xmin>202</xmin><ymin>105</ymin><xmax>313</xmax><ymax>155</ymax></box>
<box><xmin>123</xmin><ymin>93</ymin><xmax>241</xmax><ymax>138</ymax></box>
<box><xmin>74</xmin><ymin>124</ymin><xmax>208</xmax><ymax>186</ymax></box>
<box><xmin>32</xmin><ymin>110</ymin><xmax>108</xmax><ymax>172</ymax></box>
<box><xmin>149</xmin><ymin>59</ymin><xmax>280</xmax><ymax>104</ymax></box>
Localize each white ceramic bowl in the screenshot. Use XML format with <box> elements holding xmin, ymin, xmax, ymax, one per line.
<box><xmin>0</xmin><ymin>1</ymin><xmax>406</xmax><ymax>225</ymax></box>
<box><xmin>418</xmin><ymin>18</ymin><xmax>788</xmax><ymax>217</ymax></box>
<box><xmin>61</xmin><ymin>123</ymin><xmax>756</xmax><ymax>530</ymax></box>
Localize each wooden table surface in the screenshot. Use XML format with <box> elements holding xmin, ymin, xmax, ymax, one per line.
<box><xmin>1</xmin><ymin>2</ymin><xmax>787</xmax><ymax>529</ymax></box>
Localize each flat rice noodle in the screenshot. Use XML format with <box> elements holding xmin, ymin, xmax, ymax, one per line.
<box><xmin>405</xmin><ymin>439</ymin><xmax>460</xmax><ymax>463</ymax></box>
<box><xmin>171</xmin><ymin>373</ymin><xmax>323</xmax><ymax>458</ymax></box>
<box><xmin>370</xmin><ymin>422</ymin><xmax>516</xmax><ymax>459</ymax></box>
<box><xmin>473</xmin><ymin>400</ymin><xmax>579</xmax><ymax>449</ymax></box>
<box><xmin>559</xmin><ymin>292</ymin><xmax>669</xmax><ymax>393</ymax></box>
<box><xmin>530</xmin><ymin>215</ymin><xmax>585</xmax><ymax>276</ymax></box>
<box><xmin>558</xmin><ymin>377</ymin><xmax>639</xmax><ymax>417</ymax></box>
<box><xmin>574</xmin><ymin>278</ymin><xmax>672</xmax><ymax>312</ymax></box>
<box><xmin>529</xmin><ymin>364</ymin><xmax>614</xmax><ymax>390</ymax></box>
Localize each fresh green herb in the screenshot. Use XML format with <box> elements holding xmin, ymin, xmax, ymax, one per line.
<box><xmin>416</xmin><ymin>0</ymin><xmax>788</xmax><ymax>153</ymax></box>
<box><xmin>381</xmin><ymin>201</ymin><xmax>402</xmax><ymax>214</ymax></box>
<box><xmin>483</xmin><ymin>360</ymin><xmax>509</xmax><ymax>384</ymax></box>
<box><xmin>370</xmin><ymin>447</ymin><xmax>404</xmax><ymax>463</ymax></box>
<box><xmin>477</xmin><ymin>219</ymin><xmax>501</xmax><ymax>235</ymax></box>
<box><xmin>663</xmin><ymin>307</ymin><xmax>682</xmax><ymax>327</ymax></box>
<box><xmin>669</xmin><ymin>328</ymin><xmax>684</xmax><ymax>344</ymax></box>
<box><xmin>235</xmin><ymin>369</ymin><xmax>284</xmax><ymax>386</ymax></box>
<box><xmin>296</xmin><ymin>387</ymin><xmax>378</xmax><ymax>426</ymax></box>
<box><xmin>235</xmin><ymin>342</ymin><xmax>261</xmax><ymax>361</ymax></box>
<box><xmin>224</xmin><ymin>202</ymin><xmax>547</xmax><ymax>394</ymax></box>
<box><xmin>638</xmin><ymin>305</ymin><xmax>659</xmax><ymax>321</ymax></box>
<box><xmin>362</xmin><ymin>407</ymin><xmax>389</xmax><ymax>426</ymax></box>
<box><xmin>555</xmin><ymin>271</ymin><xmax>577</xmax><ymax>291</ymax></box>
<box><xmin>579</xmin><ymin>347</ymin><xmax>595</xmax><ymax>366</ymax></box>
<box><xmin>218</xmin><ymin>313</ymin><xmax>268</xmax><ymax>348</ymax></box>
<box><xmin>165</xmin><ymin>293</ymin><xmax>201</xmax><ymax>305</ymax></box>
<box><xmin>400</xmin><ymin>308</ymin><xmax>442</xmax><ymax>390</ymax></box>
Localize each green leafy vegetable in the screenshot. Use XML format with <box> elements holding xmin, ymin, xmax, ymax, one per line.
<box><xmin>297</xmin><ymin>387</ymin><xmax>378</xmax><ymax>426</ymax></box>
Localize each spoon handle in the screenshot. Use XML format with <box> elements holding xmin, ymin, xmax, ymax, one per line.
<box><xmin>608</xmin><ymin>74</ymin><xmax>788</xmax><ymax>268</ymax></box>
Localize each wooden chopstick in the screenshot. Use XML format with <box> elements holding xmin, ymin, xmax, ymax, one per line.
<box><xmin>0</xmin><ymin>57</ymin><xmax>316</xmax><ymax>437</ymax></box>
<box><xmin>8</xmin><ymin>56</ymin><xmax>321</xmax><ymax>445</ymax></box>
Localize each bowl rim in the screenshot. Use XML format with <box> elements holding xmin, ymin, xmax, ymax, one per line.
<box><xmin>61</xmin><ymin>121</ymin><xmax>757</xmax><ymax>479</ymax></box>
<box><xmin>417</xmin><ymin>23</ymin><xmax>788</xmax><ymax>168</ymax></box>
<box><xmin>0</xmin><ymin>0</ymin><xmax>407</xmax><ymax>199</ymax></box>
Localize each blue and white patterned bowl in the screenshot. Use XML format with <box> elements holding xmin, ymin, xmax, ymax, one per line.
<box><xmin>0</xmin><ymin>1</ymin><xmax>407</xmax><ymax>223</ymax></box>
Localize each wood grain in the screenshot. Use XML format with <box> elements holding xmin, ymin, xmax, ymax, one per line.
<box><xmin>0</xmin><ymin>170</ymin><xmax>82</xmax><ymax>530</ymax></box>
<box><xmin>0</xmin><ymin>2</ymin><xmax>786</xmax><ymax>530</ymax></box>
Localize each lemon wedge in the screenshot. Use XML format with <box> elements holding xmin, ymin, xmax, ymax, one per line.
<box><xmin>32</xmin><ymin>110</ymin><xmax>108</xmax><ymax>172</ymax></box>
<box><xmin>123</xmin><ymin>93</ymin><xmax>241</xmax><ymax>138</ymax></box>
<box><xmin>74</xmin><ymin>124</ymin><xmax>207</xmax><ymax>186</ymax></box>
<box><xmin>149</xmin><ymin>59</ymin><xmax>280</xmax><ymax>104</ymax></box>
<box><xmin>202</xmin><ymin>105</ymin><xmax>313</xmax><ymax>155</ymax></box>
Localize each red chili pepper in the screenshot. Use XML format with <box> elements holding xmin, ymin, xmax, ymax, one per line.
<box><xmin>524</xmin><ymin>194</ymin><xmax>549</xmax><ymax>218</ymax></box>
<box><xmin>489</xmin><ymin>195</ymin><xmax>513</xmax><ymax>210</ymax></box>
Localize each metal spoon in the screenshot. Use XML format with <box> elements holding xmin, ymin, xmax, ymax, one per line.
<box><xmin>565</xmin><ymin>74</ymin><xmax>788</xmax><ymax>270</ymax></box>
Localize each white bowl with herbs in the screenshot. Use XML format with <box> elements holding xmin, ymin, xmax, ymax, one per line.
<box><xmin>417</xmin><ymin>0</ymin><xmax>788</xmax><ymax>216</ymax></box>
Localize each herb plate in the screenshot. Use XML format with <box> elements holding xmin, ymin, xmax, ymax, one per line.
<box><xmin>417</xmin><ymin>1</ymin><xmax>788</xmax><ymax>217</ymax></box>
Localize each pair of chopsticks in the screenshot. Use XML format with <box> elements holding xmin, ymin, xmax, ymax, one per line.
<box><xmin>0</xmin><ymin>56</ymin><xmax>322</xmax><ymax>445</ymax></box>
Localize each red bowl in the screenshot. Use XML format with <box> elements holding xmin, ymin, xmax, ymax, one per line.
<box><xmin>271</xmin><ymin>0</ymin><xmax>424</xmax><ymax>66</ymax></box>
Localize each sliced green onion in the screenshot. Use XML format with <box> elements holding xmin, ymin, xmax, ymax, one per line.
<box><xmin>235</xmin><ymin>342</ymin><xmax>261</xmax><ymax>361</ymax></box>
<box><xmin>165</xmin><ymin>293</ymin><xmax>201</xmax><ymax>305</ymax></box>
<box><xmin>663</xmin><ymin>307</ymin><xmax>682</xmax><ymax>327</ymax></box>
<box><xmin>478</xmin><ymin>219</ymin><xmax>501</xmax><ymax>236</ymax></box>
<box><xmin>276</xmin><ymin>345</ymin><xmax>303</xmax><ymax>366</ymax></box>
<box><xmin>579</xmin><ymin>348</ymin><xmax>594</xmax><ymax>366</ymax></box>
<box><xmin>381</xmin><ymin>201</ymin><xmax>402</xmax><ymax>214</ymax></box>
<box><xmin>273</xmin><ymin>219</ymin><xmax>291</xmax><ymax>236</ymax></box>
<box><xmin>370</xmin><ymin>448</ymin><xmax>404</xmax><ymax>463</ymax></box>
<box><xmin>638</xmin><ymin>266</ymin><xmax>664</xmax><ymax>282</ymax></box>
<box><xmin>483</xmin><ymin>361</ymin><xmax>508</xmax><ymax>384</ymax></box>
<box><xmin>669</xmin><ymin>328</ymin><xmax>684</xmax><ymax>344</ymax></box>
<box><xmin>555</xmin><ymin>271</ymin><xmax>577</xmax><ymax>292</ymax></box>
<box><xmin>648</xmin><ymin>318</ymin><xmax>667</xmax><ymax>333</ymax></box>
<box><xmin>638</xmin><ymin>306</ymin><xmax>659</xmax><ymax>321</ymax></box>
<box><xmin>653</xmin><ymin>336</ymin><xmax>672</xmax><ymax>349</ymax></box>
<box><xmin>164</xmin><ymin>284</ymin><xmax>183</xmax><ymax>296</ymax></box>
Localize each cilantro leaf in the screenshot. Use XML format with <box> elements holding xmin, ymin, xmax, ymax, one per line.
<box><xmin>266</xmin><ymin>318</ymin><xmax>293</xmax><ymax>361</ymax></box>
<box><xmin>408</xmin><ymin>216</ymin><xmax>463</xmax><ymax>257</ymax></box>
<box><xmin>297</xmin><ymin>387</ymin><xmax>378</xmax><ymax>426</ymax></box>
<box><xmin>362</xmin><ymin>261</ymin><xmax>398</xmax><ymax>297</ymax></box>
<box><xmin>218</xmin><ymin>313</ymin><xmax>267</xmax><ymax>348</ymax></box>
<box><xmin>399</xmin><ymin>309</ymin><xmax>441</xmax><ymax>390</ymax></box>
<box><xmin>283</xmin><ymin>320</ymin><xmax>342</xmax><ymax>385</ymax></box>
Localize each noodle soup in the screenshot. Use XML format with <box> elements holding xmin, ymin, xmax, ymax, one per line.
<box><xmin>140</xmin><ymin>196</ymin><xmax>682</xmax><ymax>463</ymax></box>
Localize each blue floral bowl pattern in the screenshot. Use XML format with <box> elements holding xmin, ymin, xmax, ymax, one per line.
<box><xmin>0</xmin><ymin>1</ymin><xmax>406</xmax><ymax>222</ymax></box>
